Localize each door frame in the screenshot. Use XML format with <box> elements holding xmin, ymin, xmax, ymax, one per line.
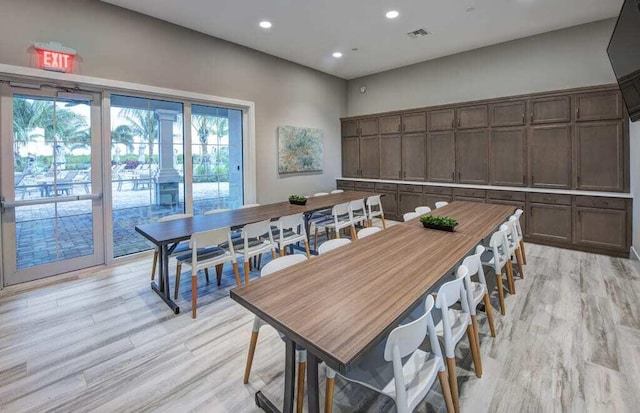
<box><xmin>0</xmin><ymin>84</ymin><xmax>105</xmax><ymax>285</ymax></box>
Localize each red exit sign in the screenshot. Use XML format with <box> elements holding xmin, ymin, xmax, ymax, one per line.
<box><xmin>33</xmin><ymin>42</ymin><xmax>77</xmax><ymax>73</ymax></box>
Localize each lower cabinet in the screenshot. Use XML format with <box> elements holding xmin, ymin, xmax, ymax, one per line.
<box><xmin>375</xmin><ymin>183</ymin><xmax>399</xmax><ymax>221</ymax></box>
<box><xmin>336</xmin><ymin>180</ymin><xmax>355</xmax><ymax>191</ymax></box>
<box><xmin>453</xmin><ymin>188</ymin><xmax>486</xmax><ymax>203</ymax></box>
<box><xmin>398</xmin><ymin>192</ymin><xmax>424</xmax><ymax>215</ymax></box>
<box><xmin>574</xmin><ymin>196</ymin><xmax>630</xmax><ymax>251</ymax></box>
<box><xmin>527</xmin><ymin>203</ymin><xmax>572</xmax><ymax>243</ymax></box>
<box><xmin>487</xmin><ymin>190</ymin><xmax>526</xmax><ymax>233</ymax></box>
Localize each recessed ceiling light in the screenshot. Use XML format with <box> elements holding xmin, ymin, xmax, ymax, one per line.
<box><xmin>332</xmin><ymin>52</ymin><xmax>343</xmax><ymax>58</ymax></box>
<box><xmin>259</xmin><ymin>21</ymin><xmax>272</xmax><ymax>29</ymax></box>
<box><xmin>466</xmin><ymin>7</ymin><xmax>475</xmax><ymax>12</ymax></box>
<box><xmin>386</xmin><ymin>10</ymin><xmax>399</xmax><ymax>19</ymax></box>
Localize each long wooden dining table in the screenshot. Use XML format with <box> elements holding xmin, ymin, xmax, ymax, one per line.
<box><xmin>134</xmin><ymin>191</ymin><xmax>376</xmax><ymax>313</ymax></box>
<box><xmin>230</xmin><ymin>201</ymin><xmax>515</xmax><ymax>413</ymax></box>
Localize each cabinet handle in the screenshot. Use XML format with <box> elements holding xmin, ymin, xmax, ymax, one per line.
<box><xmin>577</xmin><ymin>176</ymin><xmax>581</xmax><ymax>186</ymax></box>
<box><xmin>523</xmin><ymin>174</ymin><xmax>526</xmax><ymax>184</ymax></box>
<box><xmin>543</xmin><ymin>197</ymin><xmax>555</xmax><ymax>202</ymax></box>
<box><xmin>451</xmin><ymin>172</ymin><xmax>455</xmax><ymax>181</ymax></box>
<box><xmin>530</xmin><ymin>112</ymin><xmax>534</xmax><ymax>122</ymax></box>
<box><xmin>398</xmin><ymin>123</ymin><xmax>402</xmax><ymax>132</ymax></box>
<box><xmin>531</xmin><ymin>175</ymin><xmax>535</xmax><ymax>183</ymax></box>
<box><xmin>451</xmin><ymin>119</ymin><xmax>454</xmax><ymax>129</ymax></box>
<box><xmin>458</xmin><ymin>172</ymin><xmax>461</xmax><ymax>180</ymax></box>
<box><xmin>593</xmin><ymin>201</ymin><xmax>609</xmax><ymax>207</ymax></box>
<box><xmin>458</xmin><ymin>118</ymin><xmax>461</xmax><ymax>128</ymax></box>
<box><xmin>576</xmin><ymin>107</ymin><xmax>580</xmax><ymax>119</ymax></box>
<box><xmin>398</xmin><ymin>170</ymin><xmax>402</xmax><ymax>178</ymax></box>
<box><xmin>522</xmin><ymin>113</ymin><xmax>525</xmax><ymax>124</ymax></box>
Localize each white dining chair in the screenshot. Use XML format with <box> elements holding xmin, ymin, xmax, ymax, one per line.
<box><xmin>243</xmin><ymin>254</ymin><xmax>309</xmax><ymax>413</ymax></box>
<box><xmin>481</xmin><ymin>224</ymin><xmax>514</xmax><ymax>315</ymax></box>
<box><xmin>174</xmin><ymin>227</ymin><xmax>240</xmax><ymax>318</ymax></box>
<box><xmin>150</xmin><ymin>213</ymin><xmax>193</xmax><ymax>281</ymax></box>
<box><xmin>313</xmin><ymin>192</ymin><xmax>330</xmax><ymax>197</ymax></box>
<box><xmin>330</xmin><ymin>189</ymin><xmax>344</xmax><ymax>194</ymax></box>
<box><xmin>506</xmin><ymin>216</ymin><xmax>525</xmax><ymax>279</ymax></box>
<box><xmin>324</xmin><ymin>295</ymin><xmax>455</xmax><ymax>413</ymax></box>
<box><xmin>403</xmin><ymin>211</ymin><xmax>421</xmax><ymax>222</ymax></box>
<box><xmin>415</xmin><ymin>206</ymin><xmax>432</xmax><ymax>215</ymax></box>
<box><xmin>239</xmin><ymin>203</ymin><xmax>261</xmax><ymax>209</ymax></box>
<box><xmin>460</xmin><ymin>245</ymin><xmax>496</xmax><ymax>340</ymax></box>
<box><xmin>236</xmin><ymin>220</ymin><xmax>277</xmax><ymax>284</ymax></box>
<box><xmin>317</xmin><ymin>238</ymin><xmax>351</xmax><ymax>255</ymax></box>
<box><xmin>349</xmin><ymin>199</ymin><xmax>368</xmax><ymax>228</ymax></box>
<box><xmin>514</xmin><ymin>209</ymin><xmax>527</xmax><ymax>265</ymax></box>
<box><xmin>204</xmin><ymin>208</ymin><xmax>231</xmax><ymax>215</ymax></box>
<box><xmin>366</xmin><ymin>195</ymin><xmax>386</xmax><ymax>229</ymax></box>
<box><xmin>357</xmin><ymin>226</ymin><xmax>381</xmax><ymax>239</ymax></box>
<box><xmin>435</xmin><ymin>201</ymin><xmax>449</xmax><ymax>209</ymax></box>
<box><xmin>314</xmin><ymin>202</ymin><xmax>357</xmax><ymax>249</ymax></box>
<box><xmin>435</xmin><ymin>267</ymin><xmax>482</xmax><ymax>413</ymax></box>
<box><xmin>272</xmin><ymin>213</ymin><xmax>311</xmax><ymax>258</ymax></box>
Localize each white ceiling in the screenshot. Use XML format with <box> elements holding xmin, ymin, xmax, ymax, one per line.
<box><xmin>101</xmin><ymin>0</ymin><xmax>622</xmax><ymax>80</ymax></box>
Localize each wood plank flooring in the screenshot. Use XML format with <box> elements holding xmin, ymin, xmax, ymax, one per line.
<box><xmin>0</xmin><ymin>234</ymin><xmax>639</xmax><ymax>412</ymax></box>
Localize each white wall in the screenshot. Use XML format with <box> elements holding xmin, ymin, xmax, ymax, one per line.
<box><xmin>347</xmin><ymin>19</ymin><xmax>618</xmax><ymax>116</ymax></box>
<box><xmin>0</xmin><ymin>0</ymin><xmax>347</xmax><ymax>203</ymax></box>
<box><xmin>630</xmin><ymin>120</ymin><xmax>640</xmax><ymax>258</ymax></box>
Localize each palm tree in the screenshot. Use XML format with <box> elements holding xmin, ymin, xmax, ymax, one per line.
<box><xmin>191</xmin><ymin>114</ymin><xmax>216</xmax><ymax>174</ymax></box>
<box><xmin>119</xmin><ymin>108</ymin><xmax>159</xmax><ymax>163</ymax></box>
<box><xmin>12</xmin><ymin>98</ymin><xmax>51</xmax><ymax>148</ymax></box>
<box><xmin>111</xmin><ymin>124</ymin><xmax>135</xmax><ymax>154</ymax></box>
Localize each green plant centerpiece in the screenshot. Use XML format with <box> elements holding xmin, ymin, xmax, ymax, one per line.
<box><xmin>420</xmin><ymin>215</ymin><xmax>459</xmax><ymax>232</ymax></box>
<box><xmin>288</xmin><ymin>194</ymin><xmax>308</xmax><ymax>205</ymax></box>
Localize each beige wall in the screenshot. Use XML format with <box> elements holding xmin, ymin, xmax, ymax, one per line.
<box><xmin>347</xmin><ymin>19</ymin><xmax>618</xmax><ymax>116</ymax></box>
<box><xmin>0</xmin><ymin>0</ymin><xmax>346</xmax><ymax>204</ymax></box>
<box><xmin>630</xmin><ymin>120</ymin><xmax>640</xmax><ymax>258</ymax></box>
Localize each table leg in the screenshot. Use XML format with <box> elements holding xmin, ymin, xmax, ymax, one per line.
<box><xmin>150</xmin><ymin>243</ymin><xmax>180</xmax><ymax>314</ymax></box>
<box><xmin>306</xmin><ymin>352</ymin><xmax>320</xmax><ymax>413</ymax></box>
<box><xmin>255</xmin><ymin>338</ymin><xmax>297</xmax><ymax>413</ymax></box>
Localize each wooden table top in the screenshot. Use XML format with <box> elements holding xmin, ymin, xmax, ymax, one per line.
<box><xmin>400</xmin><ymin>201</ymin><xmax>516</xmax><ymax>240</ymax></box>
<box><xmin>134</xmin><ymin>191</ymin><xmax>377</xmax><ymax>246</ymax></box>
<box><xmin>230</xmin><ymin>223</ymin><xmax>480</xmax><ymax>373</ymax></box>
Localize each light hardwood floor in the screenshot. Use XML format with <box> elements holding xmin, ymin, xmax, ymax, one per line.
<box><xmin>0</xmin><ymin>240</ymin><xmax>639</xmax><ymax>412</ymax></box>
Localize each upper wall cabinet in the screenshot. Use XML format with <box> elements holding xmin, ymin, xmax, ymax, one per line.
<box><xmin>575</xmin><ymin>121</ymin><xmax>624</xmax><ymax>192</ymax></box>
<box><xmin>490</xmin><ymin>127</ymin><xmax>526</xmax><ymax>186</ymax></box>
<box><xmin>359</xmin><ymin>118</ymin><xmax>379</xmax><ymax>136</ymax></box>
<box><xmin>402</xmin><ymin>112</ymin><xmax>427</xmax><ymax>133</ymax></box>
<box><xmin>402</xmin><ymin>134</ymin><xmax>427</xmax><ymax>181</ymax></box>
<box><xmin>456</xmin><ymin>105</ymin><xmax>488</xmax><ymax>129</ymax></box>
<box><xmin>575</xmin><ymin>91</ymin><xmax>623</xmax><ymax>122</ymax></box>
<box><xmin>342</xmin><ymin>120</ymin><xmax>359</xmax><ymax>137</ymax></box>
<box><xmin>379</xmin><ymin>115</ymin><xmax>402</xmax><ymax>135</ymax></box>
<box><xmin>530</xmin><ymin>96</ymin><xmax>571</xmax><ymax>124</ymax></box>
<box><xmin>427</xmin><ymin>131</ymin><xmax>456</xmax><ymax>182</ymax></box>
<box><xmin>428</xmin><ymin>109</ymin><xmax>455</xmax><ymax>132</ymax></box>
<box><xmin>456</xmin><ymin>129</ymin><xmax>489</xmax><ymax>184</ymax></box>
<box><xmin>342</xmin><ymin>137</ymin><xmax>360</xmax><ymax>178</ymax></box>
<box><xmin>359</xmin><ymin>136</ymin><xmax>380</xmax><ymax>179</ymax></box>
<box><xmin>529</xmin><ymin>125</ymin><xmax>572</xmax><ymax>189</ymax></box>
<box><xmin>491</xmin><ymin>101</ymin><xmax>526</xmax><ymax>127</ymax></box>
<box><xmin>379</xmin><ymin>135</ymin><xmax>402</xmax><ymax>180</ymax></box>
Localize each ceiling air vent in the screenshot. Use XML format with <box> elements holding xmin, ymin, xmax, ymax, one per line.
<box><xmin>407</xmin><ymin>28</ymin><xmax>429</xmax><ymax>39</ymax></box>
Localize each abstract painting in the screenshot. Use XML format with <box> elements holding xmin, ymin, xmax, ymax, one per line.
<box><xmin>278</xmin><ymin>125</ymin><xmax>323</xmax><ymax>174</ymax></box>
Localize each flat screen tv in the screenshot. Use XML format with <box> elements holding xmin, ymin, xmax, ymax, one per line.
<box><xmin>608</xmin><ymin>0</ymin><xmax>640</xmax><ymax>122</ymax></box>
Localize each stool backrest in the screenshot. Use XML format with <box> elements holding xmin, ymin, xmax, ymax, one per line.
<box><xmin>330</xmin><ymin>189</ymin><xmax>344</xmax><ymax>194</ymax></box>
<box><xmin>241</xmin><ymin>220</ymin><xmax>274</xmax><ymax>249</ymax></box>
<box><xmin>313</xmin><ymin>192</ymin><xmax>329</xmax><ymax>197</ymax></box>
<box><xmin>317</xmin><ymin>238</ymin><xmax>351</xmax><ymax>254</ymax></box>
<box><xmin>403</xmin><ymin>211</ymin><xmax>420</xmax><ymax>222</ymax></box>
<box><xmin>357</xmin><ymin>227</ymin><xmax>381</xmax><ymax>239</ymax></box>
<box><xmin>261</xmin><ymin>254</ymin><xmax>308</xmax><ymax>277</ymax></box>
<box><xmin>488</xmin><ymin>225</ymin><xmax>510</xmax><ymax>272</ymax></box>
<box><xmin>158</xmin><ymin>213</ymin><xmax>192</xmax><ymax>223</ymax></box>
<box><xmin>435</xmin><ymin>201</ymin><xmax>449</xmax><ymax>209</ymax></box>
<box><xmin>415</xmin><ymin>206</ymin><xmax>431</xmax><ymax>215</ymax></box>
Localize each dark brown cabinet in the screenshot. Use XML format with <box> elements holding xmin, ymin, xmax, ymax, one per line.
<box><xmin>575</xmin><ymin>91</ymin><xmax>624</xmax><ymax>122</ymax></box>
<box><xmin>490</xmin><ymin>127</ymin><xmax>526</xmax><ymax>186</ymax></box>
<box><xmin>427</xmin><ymin>131</ymin><xmax>455</xmax><ymax>182</ymax></box>
<box><xmin>359</xmin><ymin>136</ymin><xmax>380</xmax><ymax>179</ymax></box>
<box><xmin>359</xmin><ymin>118</ymin><xmax>379</xmax><ymax>136</ymax></box>
<box><xmin>529</xmin><ymin>125</ymin><xmax>572</xmax><ymax>189</ymax></box>
<box><xmin>456</xmin><ymin>129</ymin><xmax>489</xmax><ymax>184</ymax></box>
<box><xmin>530</xmin><ymin>96</ymin><xmax>571</xmax><ymax>124</ymax></box>
<box><xmin>527</xmin><ymin>202</ymin><xmax>572</xmax><ymax>243</ymax></box>
<box><xmin>488</xmin><ymin>190</ymin><xmax>526</xmax><ymax>231</ymax></box>
<box><xmin>453</xmin><ymin>188</ymin><xmax>486</xmax><ymax>203</ymax></box>
<box><xmin>424</xmin><ymin>186</ymin><xmax>453</xmax><ymax>209</ymax></box>
<box><xmin>342</xmin><ymin>120</ymin><xmax>359</xmax><ymax>137</ymax></box>
<box><xmin>491</xmin><ymin>101</ymin><xmax>526</xmax><ymax>126</ymax></box>
<box><xmin>375</xmin><ymin>183</ymin><xmax>398</xmax><ymax>221</ymax></box>
<box><xmin>402</xmin><ymin>112</ymin><xmax>427</xmax><ymax>133</ymax></box>
<box><xmin>379</xmin><ymin>115</ymin><xmax>401</xmax><ymax>135</ymax></box>
<box><xmin>428</xmin><ymin>109</ymin><xmax>455</xmax><ymax>131</ymax></box>
<box><xmin>574</xmin><ymin>206</ymin><xmax>627</xmax><ymax>251</ymax></box>
<box><xmin>379</xmin><ymin>135</ymin><xmax>402</xmax><ymax>180</ymax></box>
<box><xmin>336</xmin><ymin>180</ymin><xmax>355</xmax><ymax>191</ymax></box>
<box><xmin>398</xmin><ymin>186</ymin><xmax>424</xmax><ymax>215</ymax></box>
<box><xmin>457</xmin><ymin>105</ymin><xmax>488</xmax><ymax>129</ymax></box>
<box><xmin>402</xmin><ymin>134</ymin><xmax>426</xmax><ymax>181</ymax></box>
<box><xmin>342</xmin><ymin>137</ymin><xmax>360</xmax><ymax>178</ymax></box>
<box><xmin>575</xmin><ymin>121</ymin><xmax>624</xmax><ymax>192</ymax></box>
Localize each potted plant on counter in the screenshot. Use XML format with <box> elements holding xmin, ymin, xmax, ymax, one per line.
<box><xmin>420</xmin><ymin>215</ymin><xmax>458</xmax><ymax>232</ymax></box>
<box><xmin>288</xmin><ymin>195</ymin><xmax>308</xmax><ymax>205</ymax></box>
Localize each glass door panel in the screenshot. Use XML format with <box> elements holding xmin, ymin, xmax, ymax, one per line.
<box><xmin>191</xmin><ymin>104</ymin><xmax>243</xmax><ymax>214</ymax></box>
<box><xmin>1</xmin><ymin>87</ymin><xmax>104</xmax><ymax>285</ymax></box>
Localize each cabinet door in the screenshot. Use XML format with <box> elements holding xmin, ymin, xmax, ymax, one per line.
<box><xmin>529</xmin><ymin>125</ymin><xmax>572</xmax><ymax>189</ymax></box>
<box><xmin>488</xmin><ymin>200</ymin><xmax>526</xmax><ymax>233</ymax></box>
<box><xmin>424</xmin><ymin>194</ymin><xmax>453</xmax><ymax>209</ymax></box>
<box><xmin>402</xmin><ymin>134</ymin><xmax>426</xmax><ymax>181</ymax></box>
<box><xmin>427</xmin><ymin>131</ymin><xmax>456</xmax><ymax>182</ymax></box>
<box><xmin>379</xmin><ymin>115</ymin><xmax>401</xmax><ymax>135</ymax></box>
<box><xmin>428</xmin><ymin>109</ymin><xmax>455</xmax><ymax>132</ymax></box>
<box><xmin>490</xmin><ymin>127</ymin><xmax>526</xmax><ymax>186</ymax></box>
<box><xmin>380</xmin><ymin>191</ymin><xmax>398</xmax><ymax>221</ymax></box>
<box><xmin>342</xmin><ymin>120</ymin><xmax>359</xmax><ymax>137</ymax></box>
<box><xmin>530</xmin><ymin>96</ymin><xmax>571</xmax><ymax>124</ymax></box>
<box><xmin>491</xmin><ymin>101</ymin><xmax>526</xmax><ymax>127</ymax></box>
<box><xmin>402</xmin><ymin>112</ymin><xmax>427</xmax><ymax>133</ymax></box>
<box><xmin>379</xmin><ymin>135</ymin><xmax>402</xmax><ymax>180</ymax></box>
<box><xmin>359</xmin><ymin>136</ymin><xmax>380</xmax><ymax>179</ymax></box>
<box><xmin>575</xmin><ymin>90</ymin><xmax>623</xmax><ymax>122</ymax></box>
<box><xmin>575</xmin><ymin>207</ymin><xmax>627</xmax><ymax>251</ymax></box>
<box><xmin>457</xmin><ymin>105</ymin><xmax>488</xmax><ymax>129</ymax></box>
<box><xmin>398</xmin><ymin>193</ymin><xmax>424</xmax><ymax>215</ymax></box>
<box><xmin>620</xmin><ymin>76</ymin><xmax>640</xmax><ymax>118</ymax></box>
<box><xmin>454</xmin><ymin>196</ymin><xmax>486</xmax><ymax>203</ymax></box>
<box><xmin>527</xmin><ymin>203</ymin><xmax>572</xmax><ymax>243</ymax></box>
<box><xmin>576</xmin><ymin>121</ymin><xmax>624</xmax><ymax>192</ymax></box>
<box><xmin>359</xmin><ymin>118</ymin><xmax>379</xmax><ymax>136</ymax></box>
<box><xmin>342</xmin><ymin>137</ymin><xmax>360</xmax><ymax>178</ymax></box>
<box><xmin>456</xmin><ymin>129</ymin><xmax>489</xmax><ymax>184</ymax></box>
